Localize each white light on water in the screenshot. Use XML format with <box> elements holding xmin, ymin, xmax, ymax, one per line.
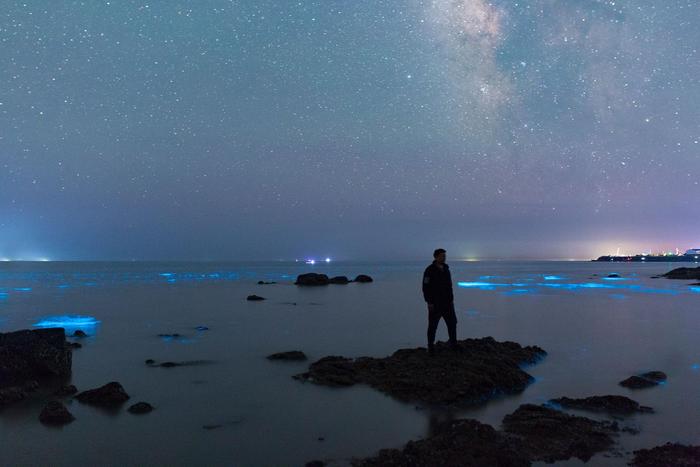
<box><xmin>325</xmin><ymin>257</ymin><xmax>331</xmax><ymax>263</ymax></box>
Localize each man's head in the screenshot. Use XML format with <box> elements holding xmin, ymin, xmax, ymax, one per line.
<box><xmin>433</xmin><ymin>248</ymin><xmax>446</xmax><ymax>264</ymax></box>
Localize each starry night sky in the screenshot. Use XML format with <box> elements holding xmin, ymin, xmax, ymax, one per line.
<box><xmin>1</xmin><ymin>1</ymin><xmax>699</xmax><ymax>260</ymax></box>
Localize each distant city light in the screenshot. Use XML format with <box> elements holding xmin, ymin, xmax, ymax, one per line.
<box><xmin>325</xmin><ymin>257</ymin><xmax>331</xmax><ymax>263</ymax></box>
<box><xmin>305</xmin><ymin>259</ymin><xmax>316</xmax><ymax>265</ymax></box>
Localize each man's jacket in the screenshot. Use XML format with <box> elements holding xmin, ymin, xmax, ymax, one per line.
<box><xmin>422</xmin><ymin>262</ymin><xmax>454</xmax><ymax>304</ymax></box>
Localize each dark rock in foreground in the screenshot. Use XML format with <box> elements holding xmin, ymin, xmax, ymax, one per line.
<box><xmin>502</xmin><ymin>404</ymin><xmax>619</xmax><ymax>463</ymax></box>
<box><xmin>630</xmin><ymin>442</ymin><xmax>700</xmax><ymax>466</ymax></box>
<box><xmin>257</xmin><ymin>280</ymin><xmax>276</xmax><ymax>285</ymax></box>
<box><xmin>246</xmin><ymin>294</ymin><xmax>265</xmax><ymax>301</ymax></box>
<box><xmin>0</xmin><ymin>328</ymin><xmax>72</xmax><ymax>388</ymax></box>
<box><xmin>620</xmin><ymin>371</ymin><xmax>667</xmax><ymax>389</ymax></box>
<box><xmin>607</xmin><ymin>273</ymin><xmax>621</xmax><ymax>278</ymax></box>
<box><xmin>128</xmin><ymin>401</ymin><xmax>154</xmax><ymax>414</ymax></box>
<box><xmin>72</xmin><ymin>330</ymin><xmax>88</xmax><ymax>338</ymax></box>
<box><xmin>354</xmin><ymin>274</ymin><xmax>373</xmax><ymax>283</ymax></box>
<box><xmin>329</xmin><ymin>276</ymin><xmax>349</xmax><ymax>284</ymax></box>
<box><xmin>662</xmin><ymin>267</ymin><xmax>700</xmax><ymax>280</ymax></box>
<box><xmin>295</xmin><ymin>337</ymin><xmax>546</xmax><ymax>406</ymax></box>
<box><xmin>39</xmin><ymin>400</ymin><xmax>75</xmax><ymax>425</ymax></box>
<box><xmin>305</xmin><ymin>461</ymin><xmax>326</xmax><ymax>467</ymax></box>
<box><xmin>352</xmin><ymin>418</ymin><xmax>529</xmax><ymax>467</ymax></box>
<box><xmin>267</xmin><ymin>351</ymin><xmax>308</xmax><ymax>361</ymax></box>
<box><xmin>295</xmin><ymin>273</ymin><xmax>330</xmax><ymax>286</ymax></box>
<box><xmin>146</xmin><ymin>359</ymin><xmax>214</xmax><ymax>368</ymax></box>
<box><xmin>75</xmin><ymin>381</ymin><xmax>130</xmax><ymax>407</ymax></box>
<box><xmin>549</xmin><ymin>395</ymin><xmax>653</xmax><ymax>415</ymax></box>
<box><xmin>67</xmin><ymin>342</ymin><xmax>82</xmax><ymax>349</ymax></box>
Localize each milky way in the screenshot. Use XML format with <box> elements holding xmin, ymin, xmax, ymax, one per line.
<box><xmin>1</xmin><ymin>1</ymin><xmax>698</xmax><ymax>260</ymax></box>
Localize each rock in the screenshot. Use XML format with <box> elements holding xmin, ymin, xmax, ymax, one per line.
<box><xmin>72</xmin><ymin>330</ymin><xmax>88</xmax><ymax>338</ymax></box>
<box><xmin>351</xmin><ymin>418</ymin><xmax>529</xmax><ymax>467</ymax></box>
<box><xmin>128</xmin><ymin>401</ymin><xmax>154</xmax><ymax>414</ymax></box>
<box><xmin>195</xmin><ymin>326</ymin><xmax>209</xmax><ymax>331</ymax></box>
<box><xmin>619</xmin><ymin>371</ymin><xmax>667</xmax><ymax>389</ymax></box>
<box><xmin>607</xmin><ymin>273</ymin><xmax>621</xmax><ymax>278</ymax></box>
<box><xmin>295</xmin><ymin>337</ymin><xmax>546</xmax><ymax>405</ymax></box>
<box><xmin>549</xmin><ymin>395</ymin><xmax>653</xmax><ymax>415</ymax></box>
<box><xmin>75</xmin><ymin>381</ymin><xmax>130</xmax><ymax>406</ymax></box>
<box><xmin>203</xmin><ymin>424</ymin><xmax>223</xmax><ymax>430</ymax></box>
<box><xmin>354</xmin><ymin>274</ymin><xmax>373</xmax><ymax>283</ymax></box>
<box><xmin>67</xmin><ymin>342</ymin><xmax>82</xmax><ymax>349</ymax></box>
<box><xmin>0</xmin><ymin>328</ymin><xmax>72</xmax><ymax>387</ymax></box>
<box><xmin>295</xmin><ymin>273</ymin><xmax>330</xmax><ymax>286</ymax></box>
<box><xmin>157</xmin><ymin>333</ymin><xmax>182</xmax><ymax>338</ymax></box>
<box><xmin>662</xmin><ymin>267</ymin><xmax>700</xmax><ymax>280</ymax></box>
<box><xmin>502</xmin><ymin>404</ymin><xmax>619</xmax><ymax>463</ymax></box>
<box><xmin>305</xmin><ymin>461</ymin><xmax>326</xmax><ymax>467</ymax></box>
<box><xmin>0</xmin><ymin>386</ymin><xmax>27</xmax><ymax>406</ymax></box>
<box><xmin>329</xmin><ymin>276</ymin><xmax>349</xmax><ymax>284</ymax></box>
<box><xmin>39</xmin><ymin>401</ymin><xmax>75</xmax><ymax>425</ymax></box>
<box><xmin>246</xmin><ymin>295</ymin><xmax>265</xmax><ymax>301</ymax></box>
<box><xmin>147</xmin><ymin>360</ymin><xmax>214</xmax><ymax>368</ymax></box>
<box><xmin>630</xmin><ymin>442</ymin><xmax>700</xmax><ymax>466</ymax></box>
<box><xmin>690</xmin><ymin>283</ymin><xmax>700</xmax><ymax>286</ymax></box>
<box><xmin>53</xmin><ymin>384</ymin><xmax>78</xmax><ymax>397</ymax></box>
<box><xmin>267</xmin><ymin>351</ymin><xmax>308</xmax><ymax>361</ymax></box>
<box><xmin>257</xmin><ymin>281</ymin><xmax>276</xmax><ymax>285</ymax></box>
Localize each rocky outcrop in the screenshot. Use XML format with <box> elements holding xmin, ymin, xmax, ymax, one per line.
<box><xmin>502</xmin><ymin>404</ymin><xmax>619</xmax><ymax>463</ymax></box>
<box><xmin>295</xmin><ymin>273</ymin><xmax>330</xmax><ymax>286</ymax></box>
<box><xmin>295</xmin><ymin>338</ymin><xmax>546</xmax><ymax>406</ymax></box>
<box><xmin>630</xmin><ymin>443</ymin><xmax>700</xmax><ymax>466</ymax></box>
<box><xmin>0</xmin><ymin>328</ymin><xmax>72</xmax><ymax>387</ymax></box>
<box><xmin>128</xmin><ymin>401</ymin><xmax>154</xmax><ymax>414</ymax></box>
<box><xmin>267</xmin><ymin>351</ymin><xmax>308</xmax><ymax>361</ymax></box>
<box><xmin>662</xmin><ymin>267</ymin><xmax>700</xmax><ymax>280</ymax></box>
<box><xmin>619</xmin><ymin>371</ymin><xmax>667</xmax><ymax>389</ymax></box>
<box><xmin>549</xmin><ymin>395</ymin><xmax>653</xmax><ymax>415</ymax></box>
<box><xmin>246</xmin><ymin>295</ymin><xmax>265</xmax><ymax>301</ymax></box>
<box><xmin>39</xmin><ymin>400</ymin><xmax>75</xmax><ymax>425</ymax></box>
<box><xmin>75</xmin><ymin>381</ymin><xmax>130</xmax><ymax>407</ymax></box>
<box><xmin>72</xmin><ymin>330</ymin><xmax>88</xmax><ymax>338</ymax></box>
<box><xmin>53</xmin><ymin>384</ymin><xmax>78</xmax><ymax>397</ymax></box>
<box><xmin>354</xmin><ymin>274</ymin><xmax>373</xmax><ymax>283</ymax></box>
<box><xmin>329</xmin><ymin>276</ymin><xmax>350</xmax><ymax>284</ymax></box>
<box><xmin>351</xmin><ymin>418</ymin><xmax>529</xmax><ymax>467</ymax></box>
<box><xmin>145</xmin><ymin>359</ymin><xmax>214</xmax><ymax>368</ymax></box>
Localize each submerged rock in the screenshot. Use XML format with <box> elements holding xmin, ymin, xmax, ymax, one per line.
<box><xmin>351</xmin><ymin>418</ymin><xmax>529</xmax><ymax>467</ymax></box>
<box><xmin>354</xmin><ymin>274</ymin><xmax>373</xmax><ymax>283</ymax></box>
<box><xmin>502</xmin><ymin>404</ymin><xmax>619</xmax><ymax>463</ymax></box>
<box><xmin>329</xmin><ymin>276</ymin><xmax>350</xmax><ymax>284</ymax></box>
<box><xmin>128</xmin><ymin>401</ymin><xmax>154</xmax><ymax>414</ymax></box>
<box><xmin>549</xmin><ymin>395</ymin><xmax>653</xmax><ymax>415</ymax></box>
<box><xmin>67</xmin><ymin>342</ymin><xmax>82</xmax><ymax>349</ymax></box>
<box><xmin>295</xmin><ymin>273</ymin><xmax>329</xmax><ymax>286</ymax></box>
<box><xmin>157</xmin><ymin>333</ymin><xmax>182</xmax><ymax>338</ymax></box>
<box><xmin>72</xmin><ymin>330</ymin><xmax>88</xmax><ymax>338</ymax></box>
<box><xmin>295</xmin><ymin>337</ymin><xmax>546</xmax><ymax>406</ymax></box>
<box><xmin>607</xmin><ymin>273</ymin><xmax>621</xmax><ymax>278</ymax></box>
<box><xmin>662</xmin><ymin>267</ymin><xmax>700</xmax><ymax>280</ymax></box>
<box><xmin>39</xmin><ymin>401</ymin><xmax>75</xmax><ymax>425</ymax></box>
<box><xmin>267</xmin><ymin>351</ymin><xmax>308</xmax><ymax>361</ymax></box>
<box><xmin>630</xmin><ymin>442</ymin><xmax>700</xmax><ymax>466</ymax></box>
<box><xmin>75</xmin><ymin>381</ymin><xmax>130</xmax><ymax>406</ymax></box>
<box><xmin>257</xmin><ymin>281</ymin><xmax>276</xmax><ymax>285</ymax></box>
<box><xmin>619</xmin><ymin>371</ymin><xmax>667</xmax><ymax>389</ymax></box>
<box><xmin>147</xmin><ymin>359</ymin><xmax>214</xmax><ymax>368</ymax></box>
<box><xmin>246</xmin><ymin>294</ymin><xmax>265</xmax><ymax>301</ymax></box>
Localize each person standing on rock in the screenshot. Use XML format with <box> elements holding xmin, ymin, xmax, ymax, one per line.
<box><xmin>422</xmin><ymin>248</ymin><xmax>458</xmax><ymax>354</ymax></box>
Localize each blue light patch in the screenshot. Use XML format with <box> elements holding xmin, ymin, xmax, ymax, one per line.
<box><xmin>691</xmin><ymin>363</ymin><xmax>700</xmax><ymax>371</ymax></box>
<box><xmin>0</xmin><ymin>292</ymin><xmax>8</xmax><ymax>300</ymax></box>
<box><xmin>458</xmin><ymin>281</ymin><xmax>509</xmax><ymax>290</ymax></box>
<box><xmin>160</xmin><ymin>273</ymin><xmax>174</xmax><ymax>277</ymax></box>
<box><xmin>543</xmin><ymin>275</ymin><xmax>564</xmax><ymax>280</ymax></box>
<box><xmin>33</xmin><ymin>315</ymin><xmax>101</xmax><ymax>333</ymax></box>
<box><xmin>690</xmin><ymin>287</ymin><xmax>700</xmax><ymax>294</ymax></box>
<box><xmin>14</xmin><ymin>287</ymin><xmax>32</xmax><ymax>292</ymax></box>
<box><xmin>610</xmin><ymin>294</ymin><xmax>627</xmax><ymax>299</ymax></box>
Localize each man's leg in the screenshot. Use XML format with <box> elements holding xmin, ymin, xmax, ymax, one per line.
<box><xmin>427</xmin><ymin>306</ymin><xmax>441</xmax><ymax>352</ymax></box>
<box><xmin>443</xmin><ymin>302</ymin><xmax>458</xmax><ymax>345</ymax></box>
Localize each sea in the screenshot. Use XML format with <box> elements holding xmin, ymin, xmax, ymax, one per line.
<box><xmin>1</xmin><ymin>260</ymin><xmax>699</xmax><ymax>466</ymax></box>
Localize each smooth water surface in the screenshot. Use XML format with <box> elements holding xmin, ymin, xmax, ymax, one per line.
<box><xmin>1</xmin><ymin>261</ymin><xmax>699</xmax><ymax>466</ymax></box>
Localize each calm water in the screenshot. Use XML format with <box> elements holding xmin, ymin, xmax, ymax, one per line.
<box><xmin>1</xmin><ymin>261</ymin><xmax>699</xmax><ymax>466</ymax></box>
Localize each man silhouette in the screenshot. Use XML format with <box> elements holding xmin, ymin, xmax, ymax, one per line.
<box><xmin>422</xmin><ymin>248</ymin><xmax>458</xmax><ymax>354</ymax></box>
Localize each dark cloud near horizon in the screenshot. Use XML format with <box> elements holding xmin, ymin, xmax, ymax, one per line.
<box><xmin>1</xmin><ymin>1</ymin><xmax>699</xmax><ymax>260</ymax></box>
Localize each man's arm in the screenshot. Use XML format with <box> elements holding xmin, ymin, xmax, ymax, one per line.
<box><xmin>422</xmin><ymin>268</ymin><xmax>435</xmax><ymax>304</ymax></box>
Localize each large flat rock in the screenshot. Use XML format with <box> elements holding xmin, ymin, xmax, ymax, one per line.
<box><xmin>295</xmin><ymin>337</ymin><xmax>546</xmax><ymax>405</ymax></box>
<box><xmin>0</xmin><ymin>328</ymin><xmax>72</xmax><ymax>389</ymax></box>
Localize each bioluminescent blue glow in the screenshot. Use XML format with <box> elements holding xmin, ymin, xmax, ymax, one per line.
<box><xmin>0</xmin><ymin>292</ymin><xmax>8</xmax><ymax>300</ymax></box>
<box><xmin>57</xmin><ymin>284</ymin><xmax>71</xmax><ymax>289</ymax></box>
<box><xmin>459</xmin><ymin>278</ymin><xmax>681</xmax><ymax>296</ymax></box>
<box><xmin>14</xmin><ymin>287</ymin><xmax>32</xmax><ymax>292</ymax></box>
<box><xmin>160</xmin><ymin>273</ymin><xmax>175</xmax><ymax>277</ymax></box>
<box><xmin>33</xmin><ymin>315</ymin><xmax>101</xmax><ymax>333</ymax></box>
<box><xmin>691</xmin><ymin>363</ymin><xmax>700</xmax><ymax>371</ymax></box>
<box><xmin>543</xmin><ymin>276</ymin><xmax>564</xmax><ymax>280</ymax></box>
<box><xmin>458</xmin><ymin>282</ymin><xmax>509</xmax><ymax>290</ymax></box>
<box><xmin>610</xmin><ymin>294</ymin><xmax>628</xmax><ymax>300</ymax></box>
<box><xmin>502</xmin><ymin>289</ymin><xmax>535</xmax><ymax>296</ymax></box>
<box><xmin>690</xmin><ymin>287</ymin><xmax>700</xmax><ymax>294</ymax></box>
<box><xmin>602</xmin><ymin>276</ymin><xmax>631</xmax><ymax>281</ymax></box>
